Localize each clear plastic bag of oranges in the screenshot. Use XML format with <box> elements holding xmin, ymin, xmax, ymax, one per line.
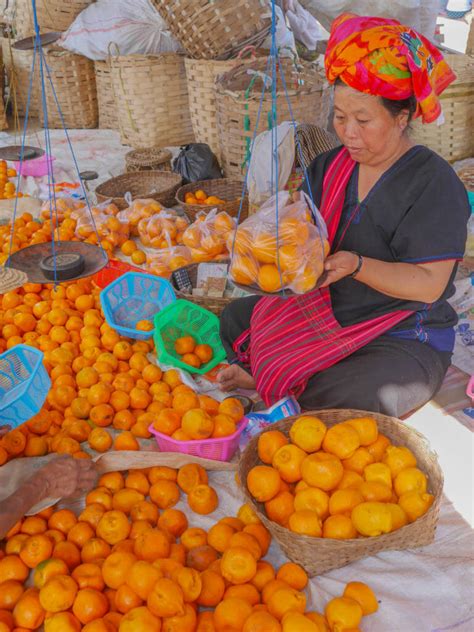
<box><xmin>75</xmin><ymin>202</ymin><xmax>129</xmax><ymax>252</ymax></box>
<box><xmin>228</xmin><ymin>190</ymin><xmax>329</xmax><ymax>295</ymax></box>
<box><xmin>146</xmin><ymin>245</ymin><xmax>192</xmax><ymax>278</ymax></box>
<box><xmin>40</xmin><ymin>197</ymin><xmax>86</xmax><ymax>224</ymax></box>
<box><xmin>137</xmin><ymin>209</ymin><xmax>189</xmax><ymax>249</ymax></box>
<box><xmin>182</xmin><ymin>209</ymin><xmax>236</xmax><ymax>263</ymax></box>
<box><xmin>117</xmin><ymin>198</ymin><xmax>164</xmax><ymax>236</ymax></box>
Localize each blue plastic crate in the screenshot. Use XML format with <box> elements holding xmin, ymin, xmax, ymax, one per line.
<box><xmin>100</xmin><ymin>271</ymin><xmax>176</xmax><ymax>340</ymax></box>
<box><xmin>0</xmin><ymin>344</ymin><xmax>51</xmax><ymax>428</ymax></box>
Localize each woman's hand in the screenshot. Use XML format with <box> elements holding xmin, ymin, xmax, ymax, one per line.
<box><xmin>36</xmin><ymin>456</ymin><xmax>98</xmax><ymax>500</ymax></box>
<box><xmin>320</xmin><ymin>251</ymin><xmax>359</xmax><ymax>287</ymax></box>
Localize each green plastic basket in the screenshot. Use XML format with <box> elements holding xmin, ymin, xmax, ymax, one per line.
<box><xmin>153</xmin><ymin>299</ymin><xmax>226</xmax><ymax>375</ymax></box>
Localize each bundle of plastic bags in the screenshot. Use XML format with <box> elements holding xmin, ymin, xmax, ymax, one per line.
<box><xmin>182</xmin><ymin>209</ymin><xmax>236</xmax><ymax>263</ymax></box>
<box><xmin>228</xmin><ymin>191</ymin><xmax>329</xmax><ymax>294</ymax></box>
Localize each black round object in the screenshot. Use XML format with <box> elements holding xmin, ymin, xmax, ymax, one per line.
<box><xmin>80</xmin><ymin>171</ymin><xmax>99</xmax><ymax>181</ymax></box>
<box><xmin>13</xmin><ymin>32</ymin><xmax>62</xmax><ymax>51</ymax></box>
<box><xmin>7</xmin><ymin>241</ymin><xmax>108</xmax><ymax>283</ymax></box>
<box><xmin>0</xmin><ymin>145</ymin><xmax>44</xmax><ymax>161</ymax></box>
<box><xmin>40</xmin><ymin>252</ymin><xmax>85</xmax><ymax>281</ymax></box>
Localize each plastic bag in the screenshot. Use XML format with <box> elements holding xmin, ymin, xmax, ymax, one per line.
<box><xmin>172</xmin><ymin>144</ymin><xmax>222</xmax><ymax>184</ymax></box>
<box><xmin>138</xmin><ymin>210</ymin><xmax>189</xmax><ymax>249</ymax></box>
<box><xmin>182</xmin><ymin>209</ymin><xmax>237</xmax><ymax>263</ymax></box>
<box><xmin>285</xmin><ymin>0</ymin><xmax>324</xmax><ymax>51</ymax></box>
<box><xmin>75</xmin><ymin>203</ymin><xmax>129</xmax><ymax>250</ymax></box>
<box><xmin>117</xmin><ymin>198</ymin><xmax>165</xmax><ymax>236</ymax></box>
<box><xmin>59</xmin><ymin>0</ymin><xmax>182</xmax><ymax>61</ymax></box>
<box><xmin>228</xmin><ymin>190</ymin><xmax>329</xmax><ymax>294</ymax></box>
<box><xmin>40</xmin><ymin>197</ymin><xmax>86</xmax><ymax>224</ymax></box>
<box><xmin>146</xmin><ymin>245</ymin><xmax>192</xmax><ymax>278</ymax></box>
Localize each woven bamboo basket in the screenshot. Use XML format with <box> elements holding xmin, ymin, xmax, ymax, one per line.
<box><xmin>14</xmin><ymin>0</ymin><xmax>93</xmax><ymax>37</ymax></box>
<box><xmin>456</xmin><ymin>165</ymin><xmax>474</xmax><ymax>191</ymax></box>
<box><xmin>0</xmin><ymin>46</ymin><xmax>6</xmax><ymax>131</ymax></box>
<box><xmin>43</xmin><ymin>48</ymin><xmax>98</xmax><ymax>129</ymax></box>
<box><xmin>125</xmin><ymin>148</ymin><xmax>172</xmax><ymax>173</ymax></box>
<box><xmin>171</xmin><ymin>262</ymin><xmax>232</xmax><ymax>316</ymax></box>
<box><xmin>411</xmin><ymin>53</ymin><xmax>474</xmax><ymax>162</ymax></box>
<box><xmin>466</xmin><ymin>18</ymin><xmax>474</xmax><ymax>56</ymax></box>
<box><xmin>176</xmin><ymin>179</ymin><xmax>249</xmax><ymax>221</ymax></box>
<box><xmin>95</xmin><ymin>61</ymin><xmax>118</xmax><ymax>130</ymax></box>
<box><xmin>95</xmin><ymin>171</ymin><xmax>182</xmax><ymax>210</ymax></box>
<box><xmin>152</xmin><ymin>0</ymin><xmax>270</xmax><ymax>60</ymax></box>
<box><xmin>110</xmin><ymin>54</ymin><xmax>194</xmax><ymax>149</ymax></box>
<box><xmin>185</xmin><ymin>55</ymin><xmax>263</xmax><ymax>161</ymax></box>
<box><xmin>1</xmin><ymin>38</ymin><xmax>41</xmax><ymax>118</ymax></box>
<box><xmin>216</xmin><ymin>59</ymin><xmax>331</xmax><ymax>179</ymax></box>
<box><xmin>238</xmin><ymin>409</ymin><xmax>444</xmax><ymax>576</ymax></box>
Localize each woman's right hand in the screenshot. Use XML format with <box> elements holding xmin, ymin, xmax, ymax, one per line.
<box><xmin>36</xmin><ymin>456</ymin><xmax>97</xmax><ymax>500</ymax></box>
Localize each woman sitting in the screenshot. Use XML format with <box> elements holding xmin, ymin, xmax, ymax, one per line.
<box><xmin>218</xmin><ymin>13</ymin><xmax>469</xmax><ymax>418</ymax></box>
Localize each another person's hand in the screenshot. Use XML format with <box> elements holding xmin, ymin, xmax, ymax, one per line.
<box><xmin>36</xmin><ymin>456</ymin><xmax>98</xmax><ymax>500</ymax></box>
<box><xmin>320</xmin><ymin>251</ymin><xmax>359</xmax><ymax>287</ymax></box>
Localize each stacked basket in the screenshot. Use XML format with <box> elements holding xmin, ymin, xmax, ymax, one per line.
<box><xmin>95</xmin><ymin>61</ymin><xmax>118</xmax><ymax>130</ymax></box>
<box><xmin>13</xmin><ymin>0</ymin><xmax>93</xmax><ymax>39</ymax></box>
<box><xmin>411</xmin><ymin>52</ymin><xmax>474</xmax><ymax>163</ymax></box>
<box><xmin>1</xmin><ymin>37</ymin><xmax>41</xmax><ymax>118</ymax></box>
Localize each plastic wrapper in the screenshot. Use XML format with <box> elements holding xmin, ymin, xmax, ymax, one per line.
<box><xmin>146</xmin><ymin>245</ymin><xmax>193</xmax><ymax>278</ymax></box>
<box><xmin>227</xmin><ymin>190</ymin><xmax>329</xmax><ymax>295</ymax></box>
<box><xmin>182</xmin><ymin>209</ymin><xmax>237</xmax><ymax>263</ymax></box>
<box><xmin>137</xmin><ymin>210</ymin><xmax>189</xmax><ymax>249</ymax></box>
<box><xmin>117</xmin><ymin>198</ymin><xmax>165</xmax><ymax>236</ymax></box>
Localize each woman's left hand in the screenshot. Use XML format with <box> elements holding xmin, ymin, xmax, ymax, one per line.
<box><xmin>320</xmin><ymin>251</ymin><xmax>359</xmax><ymax>287</ymax></box>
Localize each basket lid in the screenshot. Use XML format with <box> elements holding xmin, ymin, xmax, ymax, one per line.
<box><xmin>0</xmin><ymin>266</ymin><xmax>28</xmax><ymax>293</ymax></box>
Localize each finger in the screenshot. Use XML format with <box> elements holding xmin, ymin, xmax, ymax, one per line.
<box><xmin>320</xmin><ymin>271</ymin><xmax>339</xmax><ymax>287</ymax></box>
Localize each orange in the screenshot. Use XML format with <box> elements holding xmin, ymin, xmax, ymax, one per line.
<box><xmin>173</xmin><ymin>566</ymin><xmax>202</xmax><ymax>603</ymax></box>
<box><xmin>39</xmin><ymin>574</ymin><xmax>78</xmax><ymax>612</ymax></box>
<box><xmin>147</xmin><ymin>578</ymin><xmax>184</xmax><ymax>618</ymax></box>
<box><xmin>267</xmin><ymin>586</ymin><xmax>306</xmax><ymax>620</ymax></box>
<box><xmin>387</xmin><ymin>503</ymin><xmax>408</xmax><ymax>531</ymax></box>
<box><xmin>398</xmin><ymin>491</ymin><xmax>434</xmax><ymax>522</ymax></box>
<box><xmin>2</xmin><ymin>430</ymin><xmax>26</xmax><ymax>456</ymax></box>
<box><xmin>272</xmin><ymin>444</ymin><xmax>306</xmax><ymax>483</ymax></box>
<box><xmin>82</xmin><ymin>619</ymin><xmax>116</xmax><ymax>632</ymax></box>
<box><xmin>218</xmin><ymin>398</ymin><xmax>244</xmax><ymax>422</ymax></box>
<box><xmin>247</xmin><ymin>466</ymin><xmax>281</xmax><ymax>503</ymax></box>
<box><xmin>133</xmin><ymin>528</ymin><xmax>170</xmax><ymax>562</ymax></box>
<box><xmin>96</xmin><ymin>511</ymin><xmax>131</xmax><ymax>545</ymax></box>
<box><xmin>249</xmin><ymin>560</ymin><xmax>275</xmax><ymax>593</ymax></box>
<box><xmin>288</xmin><ymin>510</ymin><xmax>322</xmax><ymax>537</ymax></box>
<box><xmin>113</xmin><ymin>431</ymin><xmax>140</xmax><ymax>451</ymax></box>
<box><xmin>0</xmin><ymin>580</ymin><xmax>24</xmax><ymax>611</ymax></box>
<box><xmin>257</xmin><ymin>264</ymin><xmax>282</xmax><ymax>293</ymax></box>
<box><xmin>383</xmin><ymin>446</ymin><xmax>417</xmax><ymax>477</ymax></box>
<box><xmin>359</xmin><ymin>481</ymin><xmax>392</xmax><ymax>502</ymax></box>
<box><xmin>43</xmin><ymin>611</ymin><xmax>81</xmax><ymax>632</ymax></box>
<box><xmin>72</xmin><ymin>588</ymin><xmax>109</xmax><ymax>625</ymax></box>
<box><xmin>322</xmin><ymin>515</ymin><xmax>357</xmax><ymax>539</ymax></box>
<box><xmin>242</xmin><ymin>524</ymin><xmax>271</xmax><ymax>557</ymax></box>
<box><xmin>5</xmin><ymin>534</ymin><xmax>28</xmax><ymax>555</ymax></box>
<box><xmin>363</xmin><ymin>462</ymin><xmax>392</xmax><ymax>489</ymax></box>
<box><xmin>276</xmin><ymin>563</ymin><xmax>308</xmax><ymax>591</ymax></box>
<box><xmin>243</xmin><ymin>611</ymin><xmax>281</xmax><ymax>632</ymax></box>
<box><xmin>289</xmin><ymin>416</ymin><xmax>327</xmax><ymax>453</ymax></box>
<box><xmin>148</xmin><ymin>467</ymin><xmax>177</xmax><ymax>484</ymax></box>
<box><xmin>221</xmin><ymin>547</ymin><xmax>257</xmax><ymax>585</ymax></box>
<box><xmin>322</xmin><ymin>423</ymin><xmax>361</xmax><ymax>460</ymax></box>
<box><xmin>113</xmin><ymin>410</ymin><xmax>135</xmax><ymax>431</ymax></box>
<box><xmin>12</xmin><ymin>588</ymin><xmax>45</xmax><ymax>630</ymax></box>
<box><xmin>19</xmin><ymin>534</ymin><xmax>53</xmax><ymax>568</ymax></box>
<box><xmin>180</xmin><ymin>527</ymin><xmax>207</xmax><ymax>551</ymax></box>
<box><xmin>212</xmin><ymin>414</ymin><xmax>237</xmax><ymax>438</ymax></box>
<box><xmin>20</xmin><ymin>516</ymin><xmax>47</xmax><ymax>535</ymax></box>
<box><xmin>257</xmin><ymin>430</ymin><xmax>288</xmax><ymax>464</ymax></box>
<box><xmin>337</xmin><ymin>470</ymin><xmax>364</xmax><ymax>491</ymax></box>
<box><xmin>325</xmin><ymin>597</ymin><xmax>363</xmax><ymax>631</ymax></box>
<box><xmin>125</xmin><ymin>471</ymin><xmax>150</xmax><ymax>496</ymax></box>
<box><xmin>102</xmin><ymin>552</ymin><xmax>137</xmax><ymax>589</ymax></box>
<box><xmin>187</xmin><ymin>484</ymin><xmax>218</xmax><ymax>515</ymax></box>
<box><xmin>125</xmin><ymin>561</ymin><xmax>161</xmax><ymax>600</ymax></box>
<box><xmin>158</xmin><ymin>509</ymin><xmax>188</xmax><ymax>538</ymax></box>
<box><xmin>72</xmin><ymin>563</ymin><xmax>105</xmax><ymax>591</ymax></box>
<box><xmin>99</xmin><ymin>472</ymin><xmax>125</xmax><ymax>494</ymax></box>
<box><xmin>172</xmin><ymin>391</ymin><xmax>199</xmax><ymax>415</ymax></box>
<box><xmin>181</xmin><ymin>409</ymin><xmax>214</xmax><ymax>439</ymax></box>
<box><xmin>174</xmin><ymin>336</ymin><xmax>195</xmax><ymax>355</ymax></box>
<box><xmin>351</xmin><ymin>502</ymin><xmax>392</xmax><ymax>537</ymax></box>
<box><xmin>176</xmin><ymin>463</ymin><xmax>208</xmax><ymax>493</ymax></box>
<box><xmin>161</xmin><ymin>602</ymin><xmax>197</xmax><ymax>631</ymax></box>
<box><xmin>196</xmin><ymin>569</ymin><xmax>225</xmax><ymax>608</ymax></box>
<box><xmin>52</xmin><ymin>541</ymin><xmax>81</xmax><ymax>571</ymax></box>
<box><xmin>67</xmin><ymin>522</ymin><xmax>95</xmax><ymax>548</ymax></box>
<box><xmin>214</xmin><ymin>597</ymin><xmax>253</xmax><ymax>631</ymax></box>
<box><xmin>113</xmin><ymin>489</ymin><xmax>145</xmax><ymax>514</ymax></box>
<box><xmin>328</xmin><ymin>489</ymin><xmax>364</xmax><ymax>516</ymax></box>
<box><xmin>228</xmin><ymin>532</ymin><xmax>261</xmax><ymax>561</ymax></box>
<box><xmin>194</xmin><ymin>344</ymin><xmax>213</xmax><ymax>364</ymax></box>
<box><xmin>343</xmin><ymin>581</ymin><xmax>378</xmax><ymax>615</ymax></box>
<box><xmin>343</xmin><ymin>417</ymin><xmax>378</xmax><ymax>446</ymax></box>
<box><xmin>224</xmin><ymin>583</ymin><xmax>260</xmax><ymax>606</ymax></box>
<box><xmin>265</xmin><ymin>492</ymin><xmax>294</xmax><ymax>527</ymax></box>
<box><xmin>300</xmin><ymin>453</ymin><xmax>344</xmax><ymax>491</ymax></box>
<box><xmin>281</xmin><ymin>612</ymin><xmax>320</xmax><ymax>631</ymax></box>
<box><xmin>130</xmin><ymin>501</ymin><xmax>159</xmax><ymax>525</ymax></box>
<box><xmin>366</xmin><ymin>434</ymin><xmax>391</xmax><ymax>461</ymax></box>
<box><xmin>86</xmin><ymin>489</ymin><xmax>113</xmax><ymax>511</ymax></box>
<box><xmin>394</xmin><ymin>467</ymin><xmax>427</xmax><ymax>496</ymax></box>
<box><xmin>119</xmin><ymin>606</ymin><xmax>161</xmax><ymax>632</ymax></box>
<box><xmin>153</xmin><ymin>409</ymin><xmax>182</xmax><ymax>436</ymax></box>
<box><xmin>149</xmin><ymin>480</ymin><xmax>180</xmax><ymax>510</ymax></box>
<box><xmin>115</xmin><ymin>583</ymin><xmax>142</xmax><ymax>614</ymax></box>
<box><xmin>142</xmin><ymin>363</ymin><xmax>162</xmax><ymax>384</ymax></box>
<box><xmin>186</xmin><ymin>545</ymin><xmax>218</xmax><ymax>572</ymax></box>
<box><xmin>294</xmin><ymin>487</ymin><xmax>329</xmax><ymax>519</ymax></box>
<box><xmin>88</xmin><ymin>427</ymin><xmax>113</xmax><ymax>453</ymax></box>
<box><xmin>342</xmin><ymin>447</ymin><xmax>374</xmax><ymax>474</ymax></box>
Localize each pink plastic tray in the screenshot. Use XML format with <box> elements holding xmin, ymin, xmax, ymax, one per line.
<box><xmin>14</xmin><ymin>154</ymin><xmax>55</xmax><ymax>177</ymax></box>
<box><xmin>149</xmin><ymin>417</ymin><xmax>249</xmax><ymax>462</ymax></box>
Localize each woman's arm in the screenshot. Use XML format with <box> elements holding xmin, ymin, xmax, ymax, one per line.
<box><xmin>321</xmin><ymin>251</ymin><xmax>456</xmax><ymax>304</ymax></box>
<box><xmin>0</xmin><ymin>456</ymin><xmax>97</xmax><ymax>539</ymax></box>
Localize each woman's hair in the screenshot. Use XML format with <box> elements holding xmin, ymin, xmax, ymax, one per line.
<box><xmin>334</xmin><ymin>77</ymin><xmax>417</xmax><ymax>123</ymax></box>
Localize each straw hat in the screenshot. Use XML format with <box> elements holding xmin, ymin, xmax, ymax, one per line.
<box><xmin>0</xmin><ymin>267</ymin><xmax>28</xmax><ymax>293</ymax></box>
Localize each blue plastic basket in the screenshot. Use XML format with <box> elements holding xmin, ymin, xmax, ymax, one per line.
<box><xmin>0</xmin><ymin>344</ymin><xmax>51</xmax><ymax>428</ymax></box>
<box><xmin>100</xmin><ymin>271</ymin><xmax>176</xmax><ymax>340</ymax></box>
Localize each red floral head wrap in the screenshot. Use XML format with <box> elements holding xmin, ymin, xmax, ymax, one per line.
<box><xmin>325</xmin><ymin>13</ymin><xmax>456</xmax><ymax>123</ymax></box>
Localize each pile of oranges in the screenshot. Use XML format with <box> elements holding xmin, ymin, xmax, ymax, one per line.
<box><xmin>0</xmin><ymin>463</ymin><xmax>380</xmax><ymax>631</ymax></box>
<box><xmin>245</xmin><ymin>415</ymin><xmax>434</xmax><ymax>539</ymax></box>
<box><xmin>174</xmin><ymin>335</ymin><xmax>213</xmax><ymax>370</ymax></box>
<box><xmin>184</xmin><ymin>189</ymin><xmax>228</xmax><ymax>207</ymax></box>
<box><xmin>0</xmin><ymin>162</ymin><xmax>20</xmax><ymax>200</ymax></box>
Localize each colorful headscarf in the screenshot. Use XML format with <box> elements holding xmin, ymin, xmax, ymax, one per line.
<box><xmin>325</xmin><ymin>13</ymin><xmax>456</xmax><ymax>123</ymax></box>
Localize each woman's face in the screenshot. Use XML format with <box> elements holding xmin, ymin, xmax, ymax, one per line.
<box><xmin>333</xmin><ymin>84</ymin><xmax>409</xmax><ymax>166</ymax></box>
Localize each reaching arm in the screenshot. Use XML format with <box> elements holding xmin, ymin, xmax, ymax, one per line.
<box><xmin>321</xmin><ymin>251</ymin><xmax>456</xmax><ymax>304</ymax></box>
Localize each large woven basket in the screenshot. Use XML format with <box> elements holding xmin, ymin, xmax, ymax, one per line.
<box><xmin>152</xmin><ymin>0</ymin><xmax>270</xmax><ymax>60</ymax></box>
<box><xmin>0</xmin><ymin>46</ymin><xmax>6</xmax><ymax>131</ymax></box>
<box><xmin>171</xmin><ymin>262</ymin><xmax>233</xmax><ymax>316</ymax></box>
<box><xmin>14</xmin><ymin>0</ymin><xmax>93</xmax><ymax>36</ymax></box>
<box><xmin>125</xmin><ymin>148</ymin><xmax>172</xmax><ymax>173</ymax></box>
<box><xmin>43</xmin><ymin>48</ymin><xmax>98</xmax><ymax>129</ymax></box>
<box><xmin>238</xmin><ymin>409</ymin><xmax>444</xmax><ymax>576</ymax></box>
<box><xmin>176</xmin><ymin>179</ymin><xmax>249</xmax><ymax>221</ymax></box>
<box><xmin>411</xmin><ymin>53</ymin><xmax>474</xmax><ymax>162</ymax></box>
<box><xmin>110</xmin><ymin>53</ymin><xmax>194</xmax><ymax>149</ymax></box>
<box><xmin>95</xmin><ymin>61</ymin><xmax>118</xmax><ymax>130</ymax></box>
<box><xmin>95</xmin><ymin>171</ymin><xmax>182</xmax><ymax>210</ymax></box>
<box><xmin>216</xmin><ymin>59</ymin><xmax>331</xmax><ymax>179</ymax></box>
<box><xmin>1</xmin><ymin>38</ymin><xmax>41</xmax><ymax>118</ymax></box>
